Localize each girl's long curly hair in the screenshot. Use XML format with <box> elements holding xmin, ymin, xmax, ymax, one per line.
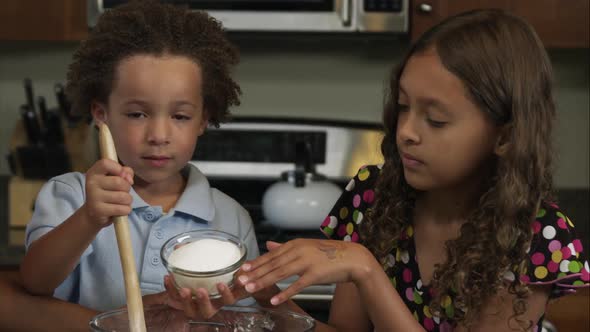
<box><xmin>66</xmin><ymin>0</ymin><xmax>241</xmax><ymax>127</ymax></box>
<box><xmin>360</xmin><ymin>9</ymin><xmax>555</xmax><ymax>329</ymax></box>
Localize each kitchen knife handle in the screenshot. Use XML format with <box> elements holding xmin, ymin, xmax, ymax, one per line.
<box><xmin>97</xmin><ymin>123</ymin><xmax>147</xmax><ymax>332</ymax></box>
<box><xmin>54</xmin><ymin>83</ymin><xmax>67</xmax><ymax>112</ymax></box>
<box><xmin>20</xmin><ymin>105</ymin><xmax>41</xmax><ymax>144</ymax></box>
<box><xmin>24</xmin><ymin>78</ymin><xmax>35</xmax><ymax>113</ymax></box>
<box><xmin>37</xmin><ymin>96</ymin><xmax>48</xmax><ymax>127</ymax></box>
<box><xmin>55</xmin><ymin>83</ymin><xmax>82</xmax><ymax>125</ymax></box>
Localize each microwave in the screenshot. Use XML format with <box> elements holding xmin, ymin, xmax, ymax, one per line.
<box><xmin>87</xmin><ymin>0</ymin><xmax>409</xmax><ymax>33</ymax></box>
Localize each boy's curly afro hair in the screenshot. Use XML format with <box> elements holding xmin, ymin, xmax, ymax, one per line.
<box><xmin>66</xmin><ymin>0</ymin><xmax>241</xmax><ymax>127</ymax></box>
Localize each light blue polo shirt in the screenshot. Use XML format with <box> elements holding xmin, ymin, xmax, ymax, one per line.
<box><xmin>25</xmin><ymin>164</ymin><xmax>259</xmax><ymax>311</ymax></box>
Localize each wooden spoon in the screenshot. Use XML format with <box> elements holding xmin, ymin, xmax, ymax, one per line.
<box><xmin>98</xmin><ymin>122</ymin><xmax>147</xmax><ymax>332</ymax></box>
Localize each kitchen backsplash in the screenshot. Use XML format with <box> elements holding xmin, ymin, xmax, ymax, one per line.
<box><xmin>0</xmin><ymin>40</ymin><xmax>588</xmax><ymax>189</ymax></box>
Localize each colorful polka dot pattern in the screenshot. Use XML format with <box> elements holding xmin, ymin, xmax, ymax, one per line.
<box><xmin>391</xmin><ymin>228</ymin><xmax>462</xmax><ymax>331</ymax></box>
<box><xmin>321</xmin><ymin>165</ymin><xmax>376</xmax><ymax>243</ymax></box>
<box><xmin>320</xmin><ymin>165</ymin><xmax>589</xmax><ymax>331</ymax></box>
<box><xmin>524</xmin><ymin>203</ymin><xmax>590</xmax><ymax>295</ymax></box>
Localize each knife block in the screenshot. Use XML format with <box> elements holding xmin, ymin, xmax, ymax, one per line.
<box><xmin>8</xmin><ymin>118</ymin><xmax>98</xmax><ymax>179</ymax></box>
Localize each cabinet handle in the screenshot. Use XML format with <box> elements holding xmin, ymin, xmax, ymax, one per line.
<box><xmin>418</xmin><ymin>3</ymin><xmax>433</xmax><ymax>13</ymax></box>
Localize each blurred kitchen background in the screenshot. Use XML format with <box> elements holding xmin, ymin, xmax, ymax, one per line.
<box><xmin>0</xmin><ymin>0</ymin><xmax>588</xmax><ymax>330</ymax></box>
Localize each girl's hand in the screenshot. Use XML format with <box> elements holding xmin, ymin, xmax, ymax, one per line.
<box><xmin>236</xmin><ymin>239</ymin><xmax>377</xmax><ymax>306</ymax></box>
<box><xmin>81</xmin><ymin>159</ymin><xmax>134</xmax><ymax>229</ymax></box>
<box><xmin>162</xmin><ymin>274</ymin><xmax>247</xmax><ymax>319</ymax></box>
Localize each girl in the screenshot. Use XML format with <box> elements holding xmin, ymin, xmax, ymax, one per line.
<box><xmin>18</xmin><ymin>0</ymin><xmax>258</xmax><ymax>318</ymax></box>
<box><xmin>227</xmin><ymin>9</ymin><xmax>590</xmax><ymax>331</ymax></box>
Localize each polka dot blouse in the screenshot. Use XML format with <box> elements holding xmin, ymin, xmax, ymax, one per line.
<box><xmin>320</xmin><ymin>165</ymin><xmax>589</xmax><ymax>331</ymax></box>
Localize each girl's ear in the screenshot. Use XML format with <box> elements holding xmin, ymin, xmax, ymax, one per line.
<box><xmin>494</xmin><ymin>124</ymin><xmax>511</xmax><ymax>156</ymax></box>
<box><xmin>90</xmin><ymin>101</ymin><xmax>107</xmax><ymax>127</ymax></box>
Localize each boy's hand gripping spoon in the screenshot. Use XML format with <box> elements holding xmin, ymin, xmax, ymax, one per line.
<box><xmin>98</xmin><ymin>122</ymin><xmax>147</xmax><ymax>332</ymax></box>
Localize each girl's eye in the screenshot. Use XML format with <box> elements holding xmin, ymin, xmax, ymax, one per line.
<box><xmin>427</xmin><ymin>119</ymin><xmax>447</xmax><ymax>128</ymax></box>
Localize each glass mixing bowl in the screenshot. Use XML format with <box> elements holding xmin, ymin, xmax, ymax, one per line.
<box><xmin>161</xmin><ymin>230</ymin><xmax>247</xmax><ymax>298</ymax></box>
<box><xmin>89</xmin><ymin>305</ymin><xmax>316</xmax><ymax>332</ymax></box>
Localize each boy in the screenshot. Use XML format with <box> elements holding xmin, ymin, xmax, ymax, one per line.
<box><xmin>18</xmin><ymin>0</ymin><xmax>258</xmax><ymax>315</ymax></box>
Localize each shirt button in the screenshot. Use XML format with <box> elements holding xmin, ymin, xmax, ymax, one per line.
<box><xmin>151</xmin><ymin>256</ymin><xmax>160</xmax><ymax>266</ymax></box>
<box><xmin>155</xmin><ymin>231</ymin><xmax>163</xmax><ymax>239</ymax></box>
<box><xmin>145</xmin><ymin>212</ymin><xmax>154</xmax><ymax>221</ymax></box>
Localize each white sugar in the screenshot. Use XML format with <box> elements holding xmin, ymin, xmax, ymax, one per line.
<box><xmin>169</xmin><ymin>238</ymin><xmax>241</xmax><ymax>272</ymax></box>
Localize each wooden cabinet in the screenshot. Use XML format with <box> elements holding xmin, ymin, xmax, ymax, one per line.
<box><xmin>0</xmin><ymin>0</ymin><xmax>88</xmax><ymax>41</ymax></box>
<box><xmin>410</xmin><ymin>0</ymin><xmax>589</xmax><ymax>48</ymax></box>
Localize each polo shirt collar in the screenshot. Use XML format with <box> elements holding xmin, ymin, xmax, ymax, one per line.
<box><xmin>129</xmin><ymin>164</ymin><xmax>215</xmax><ymax>222</ymax></box>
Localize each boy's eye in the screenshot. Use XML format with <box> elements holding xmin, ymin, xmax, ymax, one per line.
<box><xmin>427</xmin><ymin>118</ymin><xmax>447</xmax><ymax>128</ymax></box>
<box><xmin>173</xmin><ymin>114</ymin><xmax>191</xmax><ymax>121</ymax></box>
<box><xmin>126</xmin><ymin>112</ymin><xmax>145</xmax><ymax>119</ymax></box>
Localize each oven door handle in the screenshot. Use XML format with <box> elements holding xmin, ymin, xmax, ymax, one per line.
<box><xmin>292</xmin><ymin>294</ymin><xmax>334</xmax><ymax>301</ymax></box>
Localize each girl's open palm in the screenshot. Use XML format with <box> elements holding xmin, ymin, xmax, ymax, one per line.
<box><xmin>238</xmin><ymin>239</ymin><xmax>377</xmax><ymax>305</ymax></box>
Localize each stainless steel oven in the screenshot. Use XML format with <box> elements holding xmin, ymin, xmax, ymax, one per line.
<box><xmin>87</xmin><ymin>0</ymin><xmax>409</xmax><ymax>33</ymax></box>
<box><xmin>190</xmin><ymin>117</ymin><xmax>384</xmax><ymax>179</ymax></box>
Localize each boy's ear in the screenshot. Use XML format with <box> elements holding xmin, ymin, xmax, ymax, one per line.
<box><xmin>90</xmin><ymin>101</ymin><xmax>107</xmax><ymax>127</ymax></box>
<box><xmin>198</xmin><ymin>110</ymin><xmax>209</xmax><ymax>136</ymax></box>
<box><xmin>494</xmin><ymin>124</ymin><xmax>511</xmax><ymax>156</ymax></box>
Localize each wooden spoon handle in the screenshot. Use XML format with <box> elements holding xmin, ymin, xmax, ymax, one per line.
<box><xmin>98</xmin><ymin>122</ymin><xmax>147</xmax><ymax>332</ymax></box>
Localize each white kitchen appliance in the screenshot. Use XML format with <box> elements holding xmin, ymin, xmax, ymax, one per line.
<box><xmin>262</xmin><ymin>140</ymin><xmax>343</xmax><ymax>230</ymax></box>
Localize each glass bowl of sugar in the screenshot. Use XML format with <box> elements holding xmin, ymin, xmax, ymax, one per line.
<box><xmin>161</xmin><ymin>230</ymin><xmax>247</xmax><ymax>298</ymax></box>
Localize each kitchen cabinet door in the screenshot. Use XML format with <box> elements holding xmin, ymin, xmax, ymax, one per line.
<box><xmin>410</xmin><ymin>0</ymin><xmax>589</xmax><ymax>48</ymax></box>
<box><xmin>0</xmin><ymin>0</ymin><xmax>88</xmax><ymax>41</ymax></box>
<box><xmin>510</xmin><ymin>0</ymin><xmax>589</xmax><ymax>48</ymax></box>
